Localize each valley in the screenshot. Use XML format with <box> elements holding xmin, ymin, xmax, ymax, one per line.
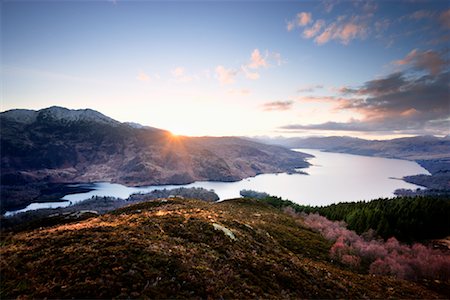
<box><xmin>0</xmin><ymin>107</ymin><xmax>309</xmax><ymax>212</ymax></box>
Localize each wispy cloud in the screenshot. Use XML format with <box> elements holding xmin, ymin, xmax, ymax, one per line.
<box><xmin>262</xmin><ymin>101</ymin><xmax>293</xmax><ymax>111</ymax></box>
<box><xmin>215</xmin><ymin>65</ymin><xmax>238</xmax><ymax>85</ymax></box>
<box><xmin>314</xmin><ymin>16</ymin><xmax>368</xmax><ymax>45</ymax></box>
<box><xmin>303</xmin><ymin>20</ymin><xmax>325</xmax><ymax>39</ymax></box>
<box><xmin>214</xmin><ymin>49</ymin><xmax>283</xmax><ymax>84</ymax></box>
<box><xmin>440</xmin><ymin>9</ymin><xmax>450</xmax><ymax>29</ymax></box>
<box><xmin>271</xmin><ymin>52</ymin><xmax>285</xmax><ymax>66</ymax></box>
<box><xmin>282</xmin><ymin>50</ymin><xmax>450</xmax><ymax>135</ymax></box>
<box><xmin>394</xmin><ymin>49</ymin><xmax>447</xmax><ymax>76</ymax></box>
<box><xmin>136</xmin><ymin>71</ymin><xmax>151</xmax><ymax>82</ymax></box>
<box><xmin>322</xmin><ymin>0</ymin><xmax>339</xmax><ymax>13</ymax></box>
<box><xmin>171</xmin><ymin>67</ymin><xmax>193</xmax><ymax>82</ymax></box>
<box><xmin>287</xmin><ymin>12</ymin><xmax>312</xmax><ymax>31</ymax></box>
<box><xmin>241</xmin><ymin>66</ymin><xmax>260</xmax><ymax>80</ymax></box>
<box><xmin>248</xmin><ymin>49</ymin><xmax>267</xmax><ymax>69</ymax></box>
<box><xmin>407</xmin><ymin>10</ymin><xmax>434</xmax><ymax>21</ymax></box>
<box><xmin>297</xmin><ymin>84</ymin><xmax>324</xmax><ymax>93</ymax></box>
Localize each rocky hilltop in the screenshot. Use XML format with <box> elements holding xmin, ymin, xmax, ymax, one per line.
<box><xmin>1</xmin><ymin>107</ymin><xmax>310</xmax><ymax>212</ymax></box>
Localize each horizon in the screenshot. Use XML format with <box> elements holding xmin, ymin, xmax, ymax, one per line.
<box><xmin>1</xmin><ymin>104</ymin><xmax>448</xmax><ymax>141</ymax></box>
<box><xmin>2</xmin><ymin>1</ymin><xmax>449</xmax><ymax>139</ymax></box>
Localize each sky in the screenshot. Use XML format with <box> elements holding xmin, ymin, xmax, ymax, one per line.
<box><xmin>1</xmin><ymin>0</ymin><xmax>449</xmax><ymax>139</ymax></box>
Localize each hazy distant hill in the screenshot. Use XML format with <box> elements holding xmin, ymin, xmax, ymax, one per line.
<box><xmin>0</xmin><ymin>107</ymin><xmax>310</xmax><ymax>212</ymax></box>
<box><xmin>255</xmin><ymin>135</ymin><xmax>450</xmax><ymax>160</ymax></box>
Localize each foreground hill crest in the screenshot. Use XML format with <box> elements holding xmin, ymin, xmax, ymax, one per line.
<box><xmin>0</xmin><ymin>198</ymin><xmax>445</xmax><ymax>299</ymax></box>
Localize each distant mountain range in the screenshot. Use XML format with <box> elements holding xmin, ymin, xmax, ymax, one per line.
<box><xmin>254</xmin><ymin>135</ymin><xmax>450</xmax><ymax>160</ymax></box>
<box><xmin>0</xmin><ymin>106</ymin><xmax>310</xmax><ymax>212</ymax></box>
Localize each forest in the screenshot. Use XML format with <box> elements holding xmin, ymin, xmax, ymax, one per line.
<box><xmin>240</xmin><ymin>190</ymin><xmax>450</xmax><ymax>242</ymax></box>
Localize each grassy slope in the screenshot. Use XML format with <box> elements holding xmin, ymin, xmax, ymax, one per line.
<box><xmin>0</xmin><ymin>198</ymin><xmax>446</xmax><ymax>299</ymax></box>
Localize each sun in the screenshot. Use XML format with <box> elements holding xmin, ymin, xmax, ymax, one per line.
<box><xmin>169</xmin><ymin>131</ymin><xmax>180</xmax><ymax>138</ymax></box>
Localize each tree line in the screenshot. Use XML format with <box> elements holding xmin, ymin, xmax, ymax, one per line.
<box><xmin>239</xmin><ymin>190</ymin><xmax>450</xmax><ymax>242</ymax></box>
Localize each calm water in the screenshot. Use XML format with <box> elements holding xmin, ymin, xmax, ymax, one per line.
<box><xmin>5</xmin><ymin>149</ymin><xmax>430</xmax><ymax>216</ymax></box>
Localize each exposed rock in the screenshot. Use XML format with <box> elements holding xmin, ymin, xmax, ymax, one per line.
<box><xmin>212</xmin><ymin>223</ymin><xmax>236</xmax><ymax>240</ymax></box>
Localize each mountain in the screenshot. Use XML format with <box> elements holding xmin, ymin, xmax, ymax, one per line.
<box><xmin>0</xmin><ymin>106</ymin><xmax>310</xmax><ymax>212</ymax></box>
<box><xmin>0</xmin><ymin>197</ymin><xmax>446</xmax><ymax>299</ymax></box>
<box><xmin>254</xmin><ymin>135</ymin><xmax>450</xmax><ymax>160</ymax></box>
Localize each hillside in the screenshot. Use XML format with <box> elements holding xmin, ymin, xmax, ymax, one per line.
<box><xmin>0</xmin><ymin>107</ymin><xmax>310</xmax><ymax>212</ymax></box>
<box><xmin>255</xmin><ymin>135</ymin><xmax>450</xmax><ymax>160</ymax></box>
<box><xmin>1</xmin><ymin>198</ymin><xmax>447</xmax><ymax>299</ymax></box>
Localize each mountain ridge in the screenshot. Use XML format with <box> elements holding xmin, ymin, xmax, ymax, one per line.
<box><xmin>1</xmin><ymin>107</ymin><xmax>310</xmax><ymax>212</ymax></box>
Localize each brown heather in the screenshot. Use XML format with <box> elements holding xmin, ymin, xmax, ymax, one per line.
<box><xmin>1</xmin><ymin>198</ymin><xmax>448</xmax><ymax>299</ymax></box>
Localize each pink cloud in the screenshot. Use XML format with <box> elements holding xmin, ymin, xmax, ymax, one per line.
<box><xmin>136</xmin><ymin>71</ymin><xmax>151</xmax><ymax>82</ymax></box>
<box><xmin>241</xmin><ymin>66</ymin><xmax>260</xmax><ymax>80</ymax></box>
<box><xmin>287</xmin><ymin>12</ymin><xmax>312</xmax><ymax>31</ymax></box>
<box><xmin>248</xmin><ymin>49</ymin><xmax>267</xmax><ymax>69</ymax></box>
<box><xmin>408</xmin><ymin>10</ymin><xmax>433</xmax><ymax>20</ymax></box>
<box><xmin>440</xmin><ymin>9</ymin><xmax>450</xmax><ymax>29</ymax></box>
<box><xmin>171</xmin><ymin>66</ymin><xmax>193</xmax><ymax>83</ymax></box>
<box><xmin>395</xmin><ymin>49</ymin><xmax>446</xmax><ymax>75</ymax></box>
<box><xmin>171</xmin><ymin>67</ymin><xmax>185</xmax><ymax>77</ymax></box>
<box><xmin>215</xmin><ymin>65</ymin><xmax>237</xmax><ymax>85</ymax></box>
<box><xmin>286</xmin><ymin>21</ymin><xmax>296</xmax><ymax>32</ymax></box>
<box><xmin>314</xmin><ymin>19</ymin><xmax>367</xmax><ymax>45</ymax></box>
<box><xmin>303</xmin><ymin>20</ymin><xmax>325</xmax><ymax>38</ymax></box>
<box><xmin>315</xmin><ymin>24</ymin><xmax>335</xmax><ymax>45</ymax></box>
<box><xmin>296</xmin><ymin>12</ymin><xmax>312</xmax><ymax>26</ymax></box>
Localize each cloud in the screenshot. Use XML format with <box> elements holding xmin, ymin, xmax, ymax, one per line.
<box><xmin>281</xmin><ymin>117</ymin><xmax>450</xmax><ymax>135</ymax></box>
<box><xmin>262</xmin><ymin>101</ymin><xmax>293</xmax><ymax>111</ymax></box>
<box><xmin>340</xmin><ymin>72</ymin><xmax>406</xmax><ymax>96</ymax></box>
<box><xmin>394</xmin><ymin>49</ymin><xmax>447</xmax><ymax>76</ymax></box>
<box><xmin>339</xmin><ymin>71</ymin><xmax>450</xmax><ymax>120</ymax></box>
<box><xmin>440</xmin><ymin>9</ymin><xmax>450</xmax><ymax>29</ymax></box>
<box><xmin>241</xmin><ymin>66</ymin><xmax>260</xmax><ymax>80</ymax></box>
<box><xmin>374</xmin><ymin>19</ymin><xmax>390</xmax><ymax>33</ymax></box>
<box><xmin>248</xmin><ymin>49</ymin><xmax>267</xmax><ymax>69</ymax></box>
<box><xmin>271</xmin><ymin>52</ymin><xmax>285</xmax><ymax>66</ymax></box>
<box><xmin>171</xmin><ymin>67</ymin><xmax>193</xmax><ymax>82</ymax></box>
<box><xmin>215</xmin><ymin>65</ymin><xmax>238</xmax><ymax>85</ymax></box>
<box><xmin>283</xmin><ymin>52</ymin><xmax>449</xmax><ymax>135</ymax></box>
<box><xmin>297</xmin><ymin>84</ymin><xmax>324</xmax><ymax>93</ymax></box>
<box><xmin>214</xmin><ymin>49</ymin><xmax>282</xmax><ymax>85</ymax></box>
<box><xmin>136</xmin><ymin>71</ymin><xmax>151</xmax><ymax>82</ymax></box>
<box><xmin>314</xmin><ymin>17</ymin><xmax>368</xmax><ymax>45</ymax></box>
<box><xmin>287</xmin><ymin>12</ymin><xmax>312</xmax><ymax>31</ymax></box>
<box><xmin>303</xmin><ymin>20</ymin><xmax>325</xmax><ymax>39</ymax></box>
<box><xmin>171</xmin><ymin>67</ymin><xmax>185</xmax><ymax>77</ymax></box>
<box><xmin>322</xmin><ymin>0</ymin><xmax>338</xmax><ymax>13</ymax></box>
<box><xmin>408</xmin><ymin>10</ymin><xmax>434</xmax><ymax>20</ymax></box>
<box><xmin>287</xmin><ymin>21</ymin><xmax>296</xmax><ymax>32</ymax></box>
<box><xmin>281</xmin><ymin>121</ymin><xmax>375</xmax><ymax>132</ymax></box>
<box><xmin>297</xmin><ymin>12</ymin><xmax>312</xmax><ymax>26</ymax></box>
